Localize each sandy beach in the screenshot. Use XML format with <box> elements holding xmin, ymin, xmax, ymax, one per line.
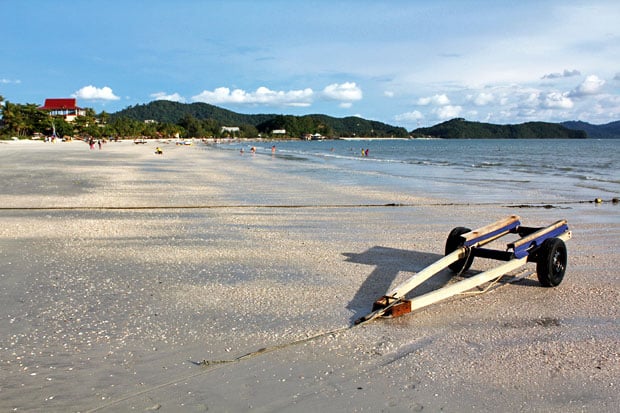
<box><xmin>0</xmin><ymin>140</ymin><xmax>618</xmax><ymax>412</ymax></box>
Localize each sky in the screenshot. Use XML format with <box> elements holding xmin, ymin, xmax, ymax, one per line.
<box><xmin>2</xmin><ymin>0</ymin><xmax>620</xmax><ymax>129</ymax></box>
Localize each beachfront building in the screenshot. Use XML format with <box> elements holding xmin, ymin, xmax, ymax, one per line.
<box><xmin>221</xmin><ymin>126</ymin><xmax>240</xmax><ymax>135</ymax></box>
<box><xmin>302</xmin><ymin>133</ymin><xmax>323</xmax><ymax>140</ymax></box>
<box><xmin>39</xmin><ymin>98</ymin><xmax>86</xmax><ymax>122</ymax></box>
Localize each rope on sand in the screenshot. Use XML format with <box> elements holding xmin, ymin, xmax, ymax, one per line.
<box><xmin>85</xmin><ymin>324</ymin><xmax>355</xmax><ymax>413</ymax></box>
<box><xmin>199</xmin><ymin>325</ymin><xmax>353</xmax><ymax>366</ymax></box>
<box><xmin>0</xmin><ymin>198</ymin><xmax>614</xmax><ymax>211</ymax></box>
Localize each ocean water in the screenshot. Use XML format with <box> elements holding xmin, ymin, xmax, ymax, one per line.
<box><xmin>216</xmin><ymin>139</ymin><xmax>619</xmax><ymax>204</ymax></box>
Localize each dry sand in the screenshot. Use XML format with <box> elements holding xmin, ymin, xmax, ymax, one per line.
<box><xmin>0</xmin><ymin>140</ymin><xmax>618</xmax><ymax>412</ymax></box>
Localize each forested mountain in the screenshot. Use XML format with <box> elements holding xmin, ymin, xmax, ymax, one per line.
<box><xmin>412</xmin><ymin>118</ymin><xmax>587</xmax><ymax>139</ymax></box>
<box><xmin>561</xmin><ymin>120</ymin><xmax>620</xmax><ymax>139</ymax></box>
<box><xmin>111</xmin><ymin>100</ymin><xmax>409</xmax><ymax>138</ymax></box>
<box><xmin>111</xmin><ymin>100</ymin><xmax>273</xmax><ymax>126</ymax></box>
<box><xmin>109</xmin><ymin>101</ymin><xmax>620</xmax><ymax>139</ymax></box>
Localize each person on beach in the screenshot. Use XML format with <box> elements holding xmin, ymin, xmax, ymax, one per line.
<box><xmin>98</xmin><ymin>139</ymin><xmax>102</xmax><ymax>150</ymax></box>
<box><xmin>365</xmin><ymin>148</ymin><xmax>369</xmax><ymax>157</ymax></box>
<box><xmin>155</xmin><ymin>147</ymin><xmax>163</xmax><ymax>155</ymax></box>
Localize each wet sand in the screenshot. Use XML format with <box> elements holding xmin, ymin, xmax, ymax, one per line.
<box><xmin>1</xmin><ymin>140</ymin><xmax>618</xmax><ymax>412</ymax></box>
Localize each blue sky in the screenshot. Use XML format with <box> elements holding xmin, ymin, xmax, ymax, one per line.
<box><xmin>2</xmin><ymin>0</ymin><xmax>619</xmax><ymax>128</ymax></box>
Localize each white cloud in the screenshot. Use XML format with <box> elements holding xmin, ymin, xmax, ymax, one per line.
<box><xmin>434</xmin><ymin>105</ymin><xmax>462</xmax><ymax>119</ymax></box>
<box><xmin>321</xmin><ymin>82</ymin><xmax>363</xmax><ymax>101</ymax></box>
<box><xmin>598</xmin><ymin>95</ymin><xmax>620</xmax><ymax>118</ymax></box>
<box><xmin>194</xmin><ymin>87</ymin><xmax>246</xmax><ymax>103</ymax></box>
<box><xmin>569</xmin><ymin>75</ymin><xmax>605</xmax><ymax>97</ymax></box>
<box><xmin>150</xmin><ymin>92</ymin><xmax>185</xmax><ymax>102</ymax></box>
<box><xmin>1</xmin><ymin>78</ymin><xmax>21</xmax><ymax>84</ymax></box>
<box><xmin>191</xmin><ymin>82</ymin><xmax>362</xmax><ymax>108</ymax></box>
<box><xmin>73</xmin><ymin>85</ymin><xmax>120</xmax><ymax>101</ymax></box>
<box><xmin>394</xmin><ymin>110</ymin><xmax>424</xmax><ymax>122</ymax></box>
<box><xmin>541</xmin><ymin>69</ymin><xmax>581</xmax><ymax>79</ymax></box>
<box><xmin>417</xmin><ymin>97</ymin><xmax>431</xmax><ymax>105</ymax></box>
<box><xmin>417</xmin><ymin>94</ymin><xmax>450</xmax><ymax>106</ymax></box>
<box><xmin>589</xmin><ymin>96</ymin><xmax>620</xmax><ymax>120</ymax></box>
<box><xmin>472</xmin><ymin>92</ymin><xmax>494</xmax><ymax>106</ymax></box>
<box><xmin>466</xmin><ymin>109</ymin><xmax>479</xmax><ymax>119</ymax></box>
<box><xmin>191</xmin><ymin>86</ymin><xmax>314</xmax><ymax>107</ymax></box>
<box><xmin>524</xmin><ymin>91</ymin><xmax>540</xmax><ymax>106</ymax></box>
<box><xmin>384</xmin><ymin>90</ymin><xmax>394</xmax><ymax>98</ymax></box>
<box><xmin>542</xmin><ymin>91</ymin><xmax>573</xmax><ymax>109</ymax></box>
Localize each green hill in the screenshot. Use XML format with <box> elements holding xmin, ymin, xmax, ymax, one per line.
<box><xmin>412</xmin><ymin>118</ymin><xmax>587</xmax><ymax>139</ymax></box>
<box><xmin>561</xmin><ymin>120</ymin><xmax>620</xmax><ymax>139</ymax></box>
<box><xmin>111</xmin><ymin>100</ymin><xmax>409</xmax><ymax>138</ymax></box>
<box><xmin>111</xmin><ymin>100</ymin><xmax>273</xmax><ymax>126</ymax></box>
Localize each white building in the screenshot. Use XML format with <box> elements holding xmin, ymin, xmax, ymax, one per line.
<box><xmin>221</xmin><ymin>126</ymin><xmax>240</xmax><ymax>134</ymax></box>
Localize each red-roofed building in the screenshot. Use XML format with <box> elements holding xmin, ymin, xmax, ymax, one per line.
<box><xmin>39</xmin><ymin>98</ymin><xmax>86</xmax><ymax>122</ymax></box>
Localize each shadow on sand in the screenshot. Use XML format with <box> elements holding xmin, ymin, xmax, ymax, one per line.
<box><xmin>343</xmin><ymin>246</ymin><xmax>454</xmax><ymax>323</ymax></box>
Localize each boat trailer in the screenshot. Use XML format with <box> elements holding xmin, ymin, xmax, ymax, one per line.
<box><xmin>356</xmin><ymin>215</ymin><xmax>571</xmax><ymax>324</ymax></box>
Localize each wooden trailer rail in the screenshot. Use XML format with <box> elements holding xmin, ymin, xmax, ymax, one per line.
<box><xmin>356</xmin><ymin>215</ymin><xmax>571</xmax><ymax>324</ymax></box>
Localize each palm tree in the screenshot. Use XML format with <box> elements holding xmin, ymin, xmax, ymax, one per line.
<box><xmin>1</xmin><ymin>100</ymin><xmax>16</xmax><ymax>134</ymax></box>
<box><xmin>98</xmin><ymin>110</ymin><xmax>110</xmax><ymax>125</ymax></box>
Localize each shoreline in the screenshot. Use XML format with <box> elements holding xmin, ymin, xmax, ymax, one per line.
<box><xmin>0</xmin><ymin>141</ymin><xmax>618</xmax><ymax>412</ymax></box>
<box><xmin>213</xmin><ymin>138</ymin><xmax>620</xmax><ymax>207</ymax></box>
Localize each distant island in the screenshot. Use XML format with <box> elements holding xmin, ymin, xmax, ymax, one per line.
<box><xmin>560</xmin><ymin>120</ymin><xmax>620</xmax><ymax>139</ymax></box>
<box><xmin>412</xmin><ymin>118</ymin><xmax>588</xmax><ymax>139</ymax></box>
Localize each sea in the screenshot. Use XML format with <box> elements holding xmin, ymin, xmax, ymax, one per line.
<box><xmin>215</xmin><ymin>139</ymin><xmax>619</xmax><ymax>205</ymax></box>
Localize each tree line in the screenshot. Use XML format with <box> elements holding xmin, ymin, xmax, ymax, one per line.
<box><xmin>0</xmin><ymin>97</ymin><xmax>229</xmax><ymax>140</ymax></box>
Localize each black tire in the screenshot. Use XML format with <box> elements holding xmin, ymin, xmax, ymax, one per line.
<box><xmin>536</xmin><ymin>238</ymin><xmax>567</xmax><ymax>287</ymax></box>
<box><xmin>445</xmin><ymin>227</ymin><xmax>474</xmax><ymax>273</ymax></box>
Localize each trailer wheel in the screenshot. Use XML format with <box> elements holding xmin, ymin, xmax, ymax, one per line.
<box><xmin>445</xmin><ymin>227</ymin><xmax>474</xmax><ymax>274</ymax></box>
<box><xmin>536</xmin><ymin>238</ymin><xmax>567</xmax><ymax>287</ymax></box>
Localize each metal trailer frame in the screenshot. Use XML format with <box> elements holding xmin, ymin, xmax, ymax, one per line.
<box><xmin>356</xmin><ymin>215</ymin><xmax>571</xmax><ymax>324</ymax></box>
